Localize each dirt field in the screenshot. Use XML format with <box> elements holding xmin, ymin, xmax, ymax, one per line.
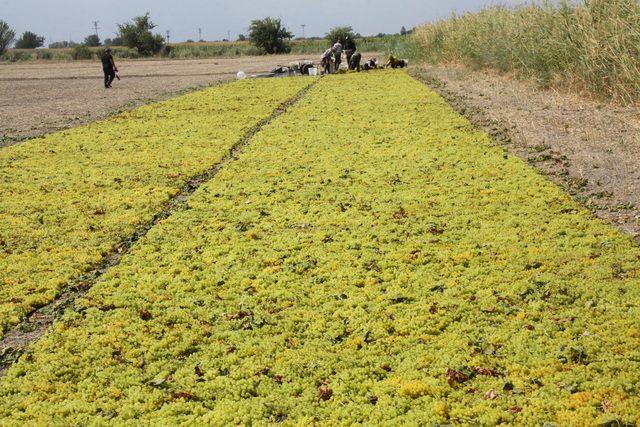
<box><xmin>0</xmin><ymin>55</ymin><xmax>329</xmax><ymax>144</ymax></box>
<box><xmin>412</xmin><ymin>64</ymin><xmax>640</xmax><ymax>241</ymax></box>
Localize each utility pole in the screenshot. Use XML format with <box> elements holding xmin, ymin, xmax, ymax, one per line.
<box><xmin>227</xmin><ymin>30</ymin><xmax>231</xmax><ymax>41</ymax></box>
<box><xmin>166</xmin><ymin>30</ymin><xmax>171</xmax><ymax>45</ymax></box>
<box><xmin>92</xmin><ymin>21</ymin><xmax>100</xmax><ymax>38</ymax></box>
<box><xmin>198</xmin><ymin>28</ymin><xmax>202</xmax><ymax>42</ymax></box>
<box><xmin>301</xmin><ymin>24</ymin><xmax>306</xmax><ymax>39</ymax></box>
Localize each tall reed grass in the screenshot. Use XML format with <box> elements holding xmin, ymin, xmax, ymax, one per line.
<box><xmin>413</xmin><ymin>0</ymin><xmax>640</xmax><ymax>103</ymax></box>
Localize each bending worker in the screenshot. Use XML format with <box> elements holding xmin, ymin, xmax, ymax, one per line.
<box><xmin>101</xmin><ymin>48</ymin><xmax>118</xmax><ymax>89</ymax></box>
<box><xmin>332</xmin><ymin>39</ymin><xmax>343</xmax><ymax>71</ymax></box>
<box><xmin>344</xmin><ymin>36</ymin><xmax>356</xmax><ymax>66</ymax></box>
<box><xmin>349</xmin><ymin>52</ymin><xmax>362</xmax><ymax>72</ymax></box>
<box><xmin>321</xmin><ymin>48</ymin><xmax>334</xmax><ymax>74</ymax></box>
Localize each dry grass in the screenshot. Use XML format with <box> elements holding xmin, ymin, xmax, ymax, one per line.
<box><xmin>413</xmin><ymin>0</ymin><xmax>640</xmax><ymax>104</ymax></box>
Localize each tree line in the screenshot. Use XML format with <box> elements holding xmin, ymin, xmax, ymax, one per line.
<box><xmin>0</xmin><ymin>14</ymin><xmax>413</xmax><ymax>58</ymax></box>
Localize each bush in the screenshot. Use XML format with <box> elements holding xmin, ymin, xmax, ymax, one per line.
<box><xmin>160</xmin><ymin>45</ymin><xmax>172</xmax><ymax>57</ymax></box>
<box><xmin>117</xmin><ymin>13</ymin><xmax>165</xmax><ymax>56</ymax></box>
<box><xmin>14</xmin><ymin>31</ymin><xmax>45</xmax><ymax>49</ymax></box>
<box><xmin>35</xmin><ymin>49</ymin><xmax>53</xmax><ymax>60</ymax></box>
<box><xmin>248</xmin><ymin>17</ymin><xmax>293</xmax><ymax>54</ymax></box>
<box><xmin>84</xmin><ymin>35</ymin><xmax>101</xmax><ymax>47</ymax></box>
<box><xmin>71</xmin><ymin>45</ymin><xmax>93</xmax><ymax>60</ymax></box>
<box><xmin>49</xmin><ymin>41</ymin><xmax>78</xmax><ymax>49</ymax></box>
<box><xmin>326</xmin><ymin>26</ymin><xmax>356</xmax><ymax>44</ymax></box>
<box><xmin>0</xmin><ymin>20</ymin><xmax>15</xmax><ymax>56</ymax></box>
<box><xmin>5</xmin><ymin>50</ymin><xmax>32</xmax><ymax>61</ymax></box>
<box><xmin>104</xmin><ymin>37</ymin><xmax>124</xmax><ymax>47</ymax></box>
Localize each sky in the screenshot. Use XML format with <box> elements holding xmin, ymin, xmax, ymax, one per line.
<box><xmin>1</xmin><ymin>0</ymin><xmax>525</xmax><ymax>45</ymax></box>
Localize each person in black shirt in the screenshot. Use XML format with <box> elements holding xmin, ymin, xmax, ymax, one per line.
<box><xmin>349</xmin><ymin>52</ymin><xmax>362</xmax><ymax>72</ymax></box>
<box><xmin>101</xmin><ymin>48</ymin><xmax>118</xmax><ymax>89</ymax></box>
<box><xmin>344</xmin><ymin>36</ymin><xmax>356</xmax><ymax>68</ymax></box>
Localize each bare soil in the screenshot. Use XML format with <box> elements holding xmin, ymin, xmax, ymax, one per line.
<box><xmin>411</xmin><ymin>64</ymin><xmax>640</xmax><ymax>241</ymax></box>
<box><xmin>0</xmin><ymin>55</ymin><xmax>322</xmax><ymax>144</ymax></box>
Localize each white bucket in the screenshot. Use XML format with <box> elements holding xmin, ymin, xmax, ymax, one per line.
<box><xmin>308</xmin><ymin>67</ymin><xmax>318</xmax><ymax>76</ymax></box>
<box><xmin>236</xmin><ymin>71</ymin><xmax>247</xmax><ymax>80</ymax></box>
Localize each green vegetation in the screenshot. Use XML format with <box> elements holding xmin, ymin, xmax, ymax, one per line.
<box><xmin>13</xmin><ymin>31</ymin><xmax>44</xmax><ymax>49</ymax></box>
<box><xmin>1</xmin><ymin>33</ymin><xmax>415</xmax><ymax>62</ymax></box>
<box><xmin>1</xmin><ymin>71</ymin><xmax>639</xmax><ymax>424</ymax></box>
<box><xmin>71</xmin><ymin>45</ymin><xmax>93</xmax><ymax>60</ymax></box>
<box><xmin>48</xmin><ymin>41</ymin><xmax>78</xmax><ymax>49</ymax></box>
<box><xmin>0</xmin><ymin>20</ymin><xmax>15</xmax><ymax>56</ymax></box>
<box><xmin>326</xmin><ymin>26</ymin><xmax>357</xmax><ymax>44</ymax></box>
<box><xmin>169</xmin><ymin>35</ymin><xmax>415</xmax><ymax>59</ymax></box>
<box><xmin>117</xmin><ymin>13</ymin><xmax>165</xmax><ymax>56</ymax></box>
<box><xmin>413</xmin><ymin>0</ymin><xmax>640</xmax><ymax>103</ymax></box>
<box><xmin>0</xmin><ymin>78</ymin><xmax>311</xmax><ymax>340</ymax></box>
<box><xmin>83</xmin><ymin>34</ymin><xmax>101</xmax><ymax>47</ymax></box>
<box><xmin>248</xmin><ymin>17</ymin><xmax>293</xmax><ymax>54</ymax></box>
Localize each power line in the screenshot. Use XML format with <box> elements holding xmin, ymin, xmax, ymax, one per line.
<box><xmin>301</xmin><ymin>24</ymin><xmax>306</xmax><ymax>39</ymax></box>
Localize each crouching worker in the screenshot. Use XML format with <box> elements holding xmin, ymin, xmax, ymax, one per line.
<box><xmin>101</xmin><ymin>48</ymin><xmax>118</xmax><ymax>89</ymax></box>
<box><xmin>363</xmin><ymin>58</ymin><xmax>378</xmax><ymax>71</ymax></box>
<box><xmin>321</xmin><ymin>48</ymin><xmax>334</xmax><ymax>74</ymax></box>
<box><xmin>349</xmin><ymin>52</ymin><xmax>362</xmax><ymax>72</ymax></box>
<box><xmin>386</xmin><ymin>54</ymin><xmax>408</xmax><ymax>69</ymax></box>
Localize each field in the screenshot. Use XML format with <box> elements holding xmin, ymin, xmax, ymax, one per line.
<box><xmin>1</xmin><ymin>71</ymin><xmax>639</xmax><ymax>424</ymax></box>
<box><xmin>413</xmin><ymin>0</ymin><xmax>640</xmax><ymax>103</ymax></box>
<box><xmin>0</xmin><ymin>55</ymin><xmax>334</xmax><ymax>144</ymax></box>
<box><xmin>1</xmin><ymin>35</ymin><xmax>413</xmax><ymax>62</ymax></box>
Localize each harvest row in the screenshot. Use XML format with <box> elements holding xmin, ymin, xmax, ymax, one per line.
<box><xmin>1</xmin><ymin>72</ymin><xmax>639</xmax><ymax>424</ymax></box>
<box><xmin>0</xmin><ymin>78</ymin><xmax>312</xmax><ymax>338</ymax></box>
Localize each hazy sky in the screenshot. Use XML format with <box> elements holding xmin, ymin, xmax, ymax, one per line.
<box><xmin>1</xmin><ymin>0</ymin><xmax>525</xmax><ymax>44</ymax></box>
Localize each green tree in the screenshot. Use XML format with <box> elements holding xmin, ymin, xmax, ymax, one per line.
<box><xmin>84</xmin><ymin>34</ymin><xmax>101</xmax><ymax>47</ymax></box>
<box><xmin>104</xmin><ymin>36</ymin><xmax>124</xmax><ymax>46</ymax></box>
<box><xmin>0</xmin><ymin>20</ymin><xmax>15</xmax><ymax>56</ymax></box>
<box><xmin>400</xmin><ymin>26</ymin><xmax>407</xmax><ymax>36</ymax></box>
<box><xmin>117</xmin><ymin>13</ymin><xmax>165</xmax><ymax>56</ymax></box>
<box><xmin>325</xmin><ymin>26</ymin><xmax>356</xmax><ymax>44</ymax></box>
<box><xmin>49</xmin><ymin>41</ymin><xmax>78</xmax><ymax>49</ymax></box>
<box><xmin>14</xmin><ymin>31</ymin><xmax>44</xmax><ymax>49</ymax></box>
<box><xmin>248</xmin><ymin>17</ymin><xmax>293</xmax><ymax>54</ymax></box>
<box><xmin>238</xmin><ymin>34</ymin><xmax>247</xmax><ymax>41</ymax></box>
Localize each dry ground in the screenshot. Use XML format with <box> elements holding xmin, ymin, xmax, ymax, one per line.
<box><xmin>412</xmin><ymin>64</ymin><xmax>640</xmax><ymax>241</ymax></box>
<box><xmin>0</xmin><ymin>55</ymin><xmax>325</xmax><ymax>144</ymax></box>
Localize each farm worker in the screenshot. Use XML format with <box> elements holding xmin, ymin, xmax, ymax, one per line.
<box><xmin>101</xmin><ymin>48</ymin><xmax>118</xmax><ymax>89</ymax></box>
<box><xmin>363</xmin><ymin>57</ymin><xmax>378</xmax><ymax>71</ymax></box>
<box><xmin>344</xmin><ymin>36</ymin><xmax>356</xmax><ymax>66</ymax></box>
<box><xmin>321</xmin><ymin>48</ymin><xmax>334</xmax><ymax>74</ymax></box>
<box><xmin>332</xmin><ymin>40</ymin><xmax>343</xmax><ymax>70</ymax></box>
<box><xmin>386</xmin><ymin>54</ymin><xmax>408</xmax><ymax>69</ymax></box>
<box><xmin>349</xmin><ymin>52</ymin><xmax>362</xmax><ymax>72</ymax></box>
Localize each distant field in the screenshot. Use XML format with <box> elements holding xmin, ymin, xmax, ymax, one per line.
<box><xmin>1</xmin><ymin>36</ymin><xmax>414</xmax><ymax>62</ymax></box>
<box><xmin>0</xmin><ymin>55</ymin><xmax>333</xmax><ymax>142</ymax></box>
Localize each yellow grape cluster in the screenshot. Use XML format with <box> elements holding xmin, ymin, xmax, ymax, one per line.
<box><xmin>1</xmin><ymin>71</ymin><xmax>640</xmax><ymax>425</ymax></box>
<box><xmin>0</xmin><ymin>77</ymin><xmax>312</xmax><ymax>339</ymax></box>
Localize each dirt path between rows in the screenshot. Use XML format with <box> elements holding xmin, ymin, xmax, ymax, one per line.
<box><xmin>411</xmin><ymin>64</ymin><xmax>640</xmax><ymax>242</ymax></box>
<box><xmin>0</xmin><ymin>55</ymin><xmax>333</xmax><ymax>145</ymax></box>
